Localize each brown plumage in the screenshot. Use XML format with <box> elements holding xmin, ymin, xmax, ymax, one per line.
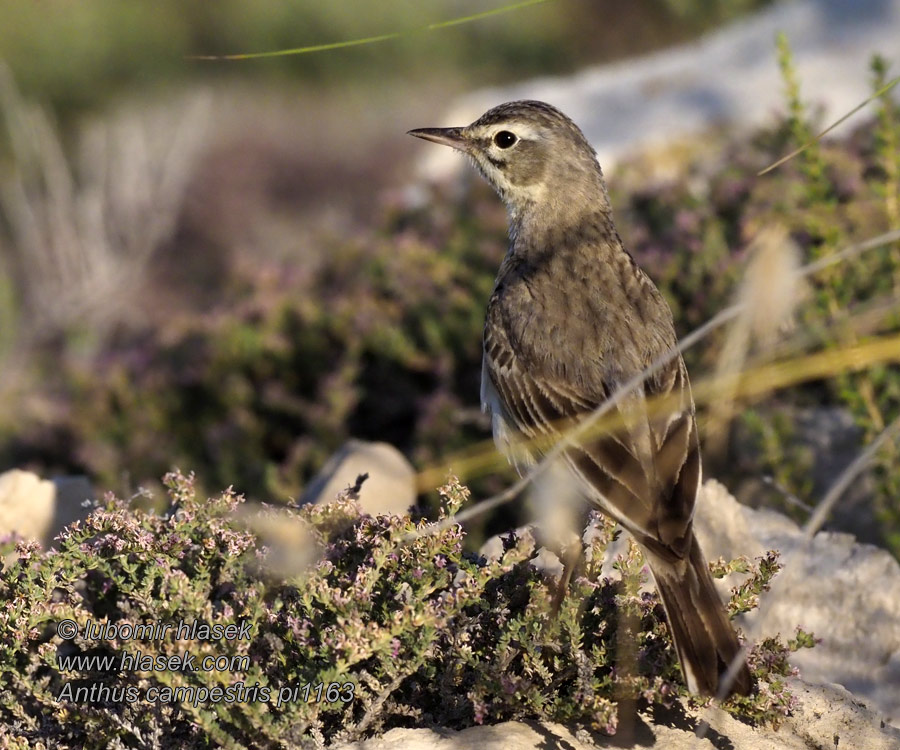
<box><xmin>409</xmin><ymin>100</ymin><xmax>752</xmax><ymax>697</ymax></box>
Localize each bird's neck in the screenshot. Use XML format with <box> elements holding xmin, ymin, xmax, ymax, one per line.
<box><xmin>508</xmin><ymin>197</ymin><xmax>618</xmax><ymax>258</ymax></box>
<box><xmin>506</xmin><ymin>169</ymin><xmax>615</xmax><ymax>249</ymax></box>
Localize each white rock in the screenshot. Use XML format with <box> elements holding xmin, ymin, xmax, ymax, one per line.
<box><xmin>0</xmin><ymin>469</ymin><xmax>93</xmax><ymax>546</ymax></box>
<box><xmin>333</xmin><ymin>721</ymin><xmax>594</xmax><ymax>750</ymax></box>
<box><xmin>414</xmin><ymin>0</ymin><xmax>900</xmax><ymax>183</ymax></box>
<box><xmin>694</xmin><ymin>479</ymin><xmax>900</xmax><ymax>727</ymax></box>
<box><xmin>299</xmin><ymin>440</ymin><xmax>415</xmax><ymax>515</ymax></box>
<box><xmin>0</xmin><ymin>469</ymin><xmax>55</xmax><ymax>543</ymax></box>
<box><xmin>332</xmin><ymin>679</ymin><xmax>900</xmax><ymax>749</ymax></box>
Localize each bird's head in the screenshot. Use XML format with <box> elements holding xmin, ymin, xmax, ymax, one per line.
<box><xmin>409</xmin><ymin>100</ymin><xmax>609</xmax><ymax>222</ymax></box>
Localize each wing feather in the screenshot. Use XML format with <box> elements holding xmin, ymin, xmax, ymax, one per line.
<box><xmin>482</xmin><ymin>296</ymin><xmax>699</xmax><ymax>558</ymax></box>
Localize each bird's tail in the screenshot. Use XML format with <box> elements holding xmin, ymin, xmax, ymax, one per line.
<box><xmin>644</xmin><ymin>534</ymin><xmax>753</xmax><ymax>697</ymax></box>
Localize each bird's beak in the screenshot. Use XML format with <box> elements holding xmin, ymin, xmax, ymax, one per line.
<box><xmin>407</xmin><ymin>127</ymin><xmax>468</xmax><ymax>152</ymax></box>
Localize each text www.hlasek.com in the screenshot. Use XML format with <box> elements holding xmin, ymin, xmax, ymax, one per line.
<box><xmin>58</xmin><ymin>648</ymin><xmax>251</xmax><ymax>674</ymax></box>
<box><xmin>55</xmin><ymin>617</ymin><xmax>356</xmax><ymax>708</ymax></box>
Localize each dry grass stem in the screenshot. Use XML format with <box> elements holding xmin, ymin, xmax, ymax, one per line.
<box><xmin>758</xmin><ymin>72</ymin><xmax>900</xmax><ymax>176</ymax></box>
<box><xmin>802</xmin><ymin>413</ymin><xmax>900</xmax><ymax>540</ymax></box>
<box><xmin>707</xmin><ymin>225</ymin><xmax>801</xmax><ymax>453</ymax></box>
<box><xmin>0</xmin><ymin>64</ymin><xmax>210</xmax><ymax>337</ymax></box>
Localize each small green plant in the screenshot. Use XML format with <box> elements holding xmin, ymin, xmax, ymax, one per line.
<box><xmin>776</xmin><ymin>31</ymin><xmax>832</xmax><ymax>206</ymax></box>
<box><xmin>0</xmin><ymin>472</ymin><xmax>813</xmax><ymax>748</ymax></box>
<box><xmin>611</xmin><ymin>44</ymin><xmax>900</xmax><ymax>544</ymax></box>
<box><xmin>736</xmin><ymin>42</ymin><xmax>900</xmax><ymax>548</ymax></box>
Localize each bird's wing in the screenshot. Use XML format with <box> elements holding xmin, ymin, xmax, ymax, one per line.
<box><xmin>481</xmin><ymin>356</ymin><xmax>536</xmax><ymax>474</ymax></box>
<box><xmin>483</xmin><ymin>302</ymin><xmax>699</xmax><ymax>560</ymax></box>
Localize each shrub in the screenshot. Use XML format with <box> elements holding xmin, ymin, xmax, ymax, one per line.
<box><xmin>608</xmin><ymin>48</ymin><xmax>900</xmax><ymax>549</ymax></box>
<box><xmin>0</xmin><ymin>189</ymin><xmax>511</xmax><ymax>507</ymax></box>
<box><xmin>0</xmin><ymin>472</ymin><xmax>812</xmax><ymax>748</ymax></box>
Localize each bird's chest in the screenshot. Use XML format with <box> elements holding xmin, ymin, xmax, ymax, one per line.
<box><xmin>497</xmin><ymin>268</ymin><xmax>629</xmax><ymax>374</ymax></box>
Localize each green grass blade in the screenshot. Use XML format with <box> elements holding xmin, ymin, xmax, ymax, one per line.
<box><xmin>189</xmin><ymin>0</ymin><xmax>553</xmax><ymax>62</ymax></box>
<box><xmin>759</xmin><ymin>74</ymin><xmax>900</xmax><ymax>176</ymax></box>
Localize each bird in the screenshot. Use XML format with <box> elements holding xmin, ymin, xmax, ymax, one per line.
<box><xmin>408</xmin><ymin>100</ymin><xmax>752</xmax><ymax>697</ymax></box>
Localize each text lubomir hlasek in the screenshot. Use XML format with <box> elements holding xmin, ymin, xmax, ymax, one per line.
<box><xmin>79</xmin><ymin>618</ymin><xmax>252</xmax><ymax>641</ymax></box>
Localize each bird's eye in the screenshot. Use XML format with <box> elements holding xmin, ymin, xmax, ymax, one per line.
<box><xmin>493</xmin><ymin>131</ymin><xmax>517</xmax><ymax>149</ymax></box>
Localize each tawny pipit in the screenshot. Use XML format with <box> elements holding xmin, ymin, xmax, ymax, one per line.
<box><xmin>409</xmin><ymin>100</ymin><xmax>752</xmax><ymax>697</ymax></box>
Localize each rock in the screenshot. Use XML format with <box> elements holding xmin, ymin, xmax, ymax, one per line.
<box><xmin>48</xmin><ymin>475</ymin><xmax>95</xmax><ymax>539</ymax></box>
<box><xmin>299</xmin><ymin>440</ymin><xmax>415</xmax><ymax>515</ymax></box>
<box><xmin>0</xmin><ymin>469</ymin><xmax>94</xmax><ymax>546</ymax></box>
<box><xmin>414</xmin><ymin>0</ymin><xmax>900</xmax><ymax>183</ymax></box>
<box><xmin>0</xmin><ymin>469</ymin><xmax>55</xmax><ymax>543</ymax></box>
<box><xmin>694</xmin><ymin>479</ymin><xmax>900</xmax><ymax>727</ymax></box>
<box><xmin>333</xmin><ymin>679</ymin><xmax>900</xmax><ymax>749</ymax></box>
<box><xmin>332</xmin><ymin>721</ymin><xmax>595</xmax><ymax>750</ymax></box>
<box><xmin>480</xmin><ymin>478</ymin><xmax>900</xmax><ymax>734</ymax></box>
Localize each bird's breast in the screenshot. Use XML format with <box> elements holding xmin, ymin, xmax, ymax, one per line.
<box><xmin>492</xmin><ymin>261</ymin><xmax>651</xmax><ymax>395</ymax></box>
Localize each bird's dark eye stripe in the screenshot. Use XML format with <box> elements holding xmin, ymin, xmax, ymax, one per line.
<box><xmin>493</xmin><ymin>130</ymin><xmax>517</xmax><ymax>149</ymax></box>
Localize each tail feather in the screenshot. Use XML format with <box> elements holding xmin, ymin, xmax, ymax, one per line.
<box><xmin>645</xmin><ymin>534</ymin><xmax>752</xmax><ymax>697</ymax></box>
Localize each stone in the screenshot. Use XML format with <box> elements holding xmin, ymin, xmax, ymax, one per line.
<box><xmin>414</xmin><ymin>0</ymin><xmax>900</xmax><ymax>183</ymax></box>
<box><xmin>0</xmin><ymin>469</ymin><xmax>55</xmax><ymax>543</ymax></box>
<box><xmin>0</xmin><ymin>469</ymin><xmax>94</xmax><ymax>546</ymax></box>
<box><xmin>299</xmin><ymin>440</ymin><xmax>415</xmax><ymax>515</ymax></box>
<box><xmin>332</xmin><ymin>679</ymin><xmax>900</xmax><ymax>749</ymax></box>
<box><xmin>694</xmin><ymin>479</ymin><xmax>900</xmax><ymax>727</ymax></box>
<box><xmin>332</xmin><ymin>721</ymin><xmax>595</xmax><ymax>750</ymax></box>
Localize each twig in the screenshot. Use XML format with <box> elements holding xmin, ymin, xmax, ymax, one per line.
<box><xmin>803</xmin><ymin>414</ymin><xmax>900</xmax><ymax>540</ymax></box>
<box><xmin>352</xmin><ymin>672</ymin><xmax>407</xmax><ymax>736</ymax></box>
<box><xmin>761</xmin><ymin>475</ymin><xmax>813</xmax><ymax>513</ymax></box>
<box><xmin>758</xmin><ymin>74</ymin><xmax>900</xmax><ymax>176</ymax></box>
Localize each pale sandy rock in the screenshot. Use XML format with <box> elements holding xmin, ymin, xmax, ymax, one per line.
<box><xmin>332</xmin><ymin>724</ymin><xmax>588</xmax><ymax>749</ymax></box>
<box><xmin>694</xmin><ymin>478</ymin><xmax>797</xmax><ymax>562</ymax></box>
<box><xmin>0</xmin><ymin>470</ymin><xmax>94</xmax><ymax>547</ymax></box>
<box><xmin>0</xmin><ymin>469</ymin><xmax>56</xmax><ymax>542</ymax></box>
<box><xmin>300</xmin><ymin>440</ymin><xmax>415</xmax><ymax>515</ymax></box>
<box><xmin>694</xmin><ymin>479</ymin><xmax>900</xmax><ymax>726</ymax></box>
<box><xmin>333</xmin><ymin>721</ymin><xmax>594</xmax><ymax>750</ymax></box>
<box><xmin>414</xmin><ymin>0</ymin><xmax>900</xmax><ymax>183</ymax></box>
<box><xmin>332</xmin><ymin>679</ymin><xmax>900</xmax><ymax>749</ymax></box>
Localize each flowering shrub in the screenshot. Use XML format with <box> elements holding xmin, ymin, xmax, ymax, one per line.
<box><xmin>0</xmin><ymin>185</ymin><xmax>511</xmax><ymax>508</ymax></box>
<box><xmin>1</xmin><ymin>472</ymin><xmax>812</xmax><ymax>748</ymax></box>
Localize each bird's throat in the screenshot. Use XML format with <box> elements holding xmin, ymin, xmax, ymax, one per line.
<box><xmin>509</xmin><ymin>202</ymin><xmax>616</xmax><ymax>259</ymax></box>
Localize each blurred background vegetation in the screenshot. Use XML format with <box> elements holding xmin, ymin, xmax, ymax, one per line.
<box><xmin>1</xmin><ymin>0</ymin><xmax>771</xmax><ymax>117</ymax></box>
<box><xmin>2</xmin><ymin>0</ymin><xmax>899</xmax><ymax>551</ymax></box>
